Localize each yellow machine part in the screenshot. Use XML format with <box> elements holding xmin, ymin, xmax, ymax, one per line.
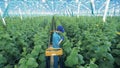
<box><xmin>45</xmin><ymin>47</ymin><xmax>63</xmax><ymax>56</ymax></box>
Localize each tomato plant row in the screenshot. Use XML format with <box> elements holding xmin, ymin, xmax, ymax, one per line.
<box><xmin>0</xmin><ymin>16</ymin><xmax>120</xmax><ymax>68</ymax></box>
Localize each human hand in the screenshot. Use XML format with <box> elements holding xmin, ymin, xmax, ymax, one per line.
<box><xmin>61</xmin><ymin>36</ymin><xmax>64</xmax><ymax>41</ymax></box>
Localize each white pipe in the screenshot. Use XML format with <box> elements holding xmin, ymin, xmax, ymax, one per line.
<box><xmin>3</xmin><ymin>0</ymin><xmax>8</xmax><ymax>17</ymax></box>
<box><xmin>2</xmin><ymin>0</ymin><xmax>9</xmax><ymax>26</ymax></box>
<box><xmin>67</xmin><ymin>8</ymin><xmax>71</xmax><ymax>16</ymax></box>
<box><xmin>90</xmin><ymin>0</ymin><xmax>96</xmax><ymax>14</ymax></box>
<box><xmin>19</xmin><ymin>8</ymin><xmax>23</xmax><ymax>20</ymax></box>
<box><xmin>76</xmin><ymin>0</ymin><xmax>78</xmax><ymax>3</ymax></box>
<box><xmin>0</xmin><ymin>8</ymin><xmax>3</xmax><ymax>17</ymax></box>
<box><xmin>5</xmin><ymin>0</ymin><xmax>8</xmax><ymax>8</ymax></box>
<box><xmin>103</xmin><ymin>0</ymin><xmax>110</xmax><ymax>22</ymax></box>
<box><xmin>77</xmin><ymin>2</ymin><xmax>81</xmax><ymax>17</ymax></box>
<box><xmin>67</xmin><ymin>9</ymin><xmax>70</xmax><ymax>16</ymax></box>
<box><xmin>2</xmin><ymin>18</ymin><xmax>6</xmax><ymax>26</ymax></box>
<box><xmin>42</xmin><ymin>0</ymin><xmax>46</xmax><ymax>3</ymax></box>
<box><xmin>111</xmin><ymin>7</ymin><xmax>114</xmax><ymax>17</ymax></box>
<box><xmin>98</xmin><ymin>2</ymin><xmax>106</xmax><ymax>12</ymax></box>
<box><xmin>81</xmin><ymin>4</ymin><xmax>91</xmax><ymax>12</ymax></box>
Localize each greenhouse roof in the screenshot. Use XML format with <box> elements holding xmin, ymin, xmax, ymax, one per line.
<box><xmin>0</xmin><ymin>0</ymin><xmax>120</xmax><ymax>16</ymax></box>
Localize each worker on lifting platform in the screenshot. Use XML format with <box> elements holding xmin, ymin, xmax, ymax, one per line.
<box><xmin>52</xmin><ymin>25</ymin><xmax>64</xmax><ymax>68</ymax></box>
<box><xmin>46</xmin><ymin>25</ymin><xmax>64</xmax><ymax>68</ymax></box>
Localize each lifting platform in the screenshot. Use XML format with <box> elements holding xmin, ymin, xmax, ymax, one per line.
<box><xmin>45</xmin><ymin>16</ymin><xmax>64</xmax><ymax>68</ymax></box>
<box><xmin>45</xmin><ymin>47</ymin><xmax>63</xmax><ymax>56</ymax></box>
<box><xmin>45</xmin><ymin>47</ymin><xmax>63</xmax><ymax>68</ymax></box>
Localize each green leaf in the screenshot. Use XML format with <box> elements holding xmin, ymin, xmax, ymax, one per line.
<box><xmin>26</xmin><ymin>58</ymin><xmax>38</xmax><ymax>68</ymax></box>
<box><xmin>89</xmin><ymin>64</ymin><xmax>98</xmax><ymax>68</ymax></box>
<box><xmin>106</xmin><ymin>53</ymin><xmax>114</xmax><ymax>63</ymax></box>
<box><xmin>39</xmin><ymin>62</ymin><xmax>46</xmax><ymax>68</ymax></box>
<box><xmin>112</xmin><ymin>49</ymin><xmax>120</xmax><ymax>55</ymax></box>
<box><xmin>116</xmin><ymin>44</ymin><xmax>120</xmax><ymax>48</ymax></box>
<box><xmin>0</xmin><ymin>54</ymin><xmax>7</xmax><ymax>64</ymax></box>
<box><xmin>115</xmin><ymin>57</ymin><xmax>120</xmax><ymax>65</ymax></box>
<box><xmin>39</xmin><ymin>54</ymin><xmax>45</xmax><ymax>62</ymax></box>
<box><xmin>65</xmin><ymin>47</ymin><xmax>79</xmax><ymax>67</ymax></box>
<box><xmin>4</xmin><ymin>64</ymin><xmax>13</xmax><ymax>68</ymax></box>
<box><xmin>31</xmin><ymin>50</ymin><xmax>39</xmax><ymax>57</ymax></box>
<box><xmin>19</xmin><ymin>58</ymin><xmax>26</xmax><ymax>64</ymax></box>
<box><xmin>99</xmin><ymin>61</ymin><xmax>114</xmax><ymax>68</ymax></box>
<box><xmin>78</xmin><ymin>54</ymin><xmax>84</xmax><ymax>64</ymax></box>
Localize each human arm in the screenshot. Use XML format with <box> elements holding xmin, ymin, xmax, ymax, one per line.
<box><xmin>58</xmin><ymin>36</ymin><xmax>64</xmax><ymax>45</ymax></box>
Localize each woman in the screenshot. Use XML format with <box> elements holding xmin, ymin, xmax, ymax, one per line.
<box><xmin>52</xmin><ymin>25</ymin><xmax>64</xmax><ymax>68</ymax></box>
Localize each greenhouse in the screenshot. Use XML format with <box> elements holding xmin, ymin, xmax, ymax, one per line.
<box><xmin>0</xmin><ymin>0</ymin><xmax>120</xmax><ymax>68</ymax></box>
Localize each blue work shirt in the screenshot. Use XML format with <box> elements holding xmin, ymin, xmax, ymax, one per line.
<box><xmin>52</xmin><ymin>32</ymin><xmax>61</xmax><ymax>48</ymax></box>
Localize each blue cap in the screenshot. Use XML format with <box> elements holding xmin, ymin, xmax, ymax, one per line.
<box><xmin>57</xmin><ymin>25</ymin><xmax>64</xmax><ymax>33</ymax></box>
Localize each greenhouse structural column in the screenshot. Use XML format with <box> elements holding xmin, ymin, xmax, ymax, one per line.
<box><xmin>0</xmin><ymin>8</ymin><xmax>6</xmax><ymax>26</ymax></box>
<box><xmin>77</xmin><ymin>2</ymin><xmax>81</xmax><ymax>17</ymax></box>
<box><xmin>1</xmin><ymin>0</ymin><xmax>10</xmax><ymax>26</ymax></box>
<box><xmin>103</xmin><ymin>0</ymin><xmax>110</xmax><ymax>22</ymax></box>
<box><xmin>19</xmin><ymin>8</ymin><xmax>23</xmax><ymax>20</ymax></box>
<box><xmin>90</xmin><ymin>0</ymin><xmax>96</xmax><ymax>15</ymax></box>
